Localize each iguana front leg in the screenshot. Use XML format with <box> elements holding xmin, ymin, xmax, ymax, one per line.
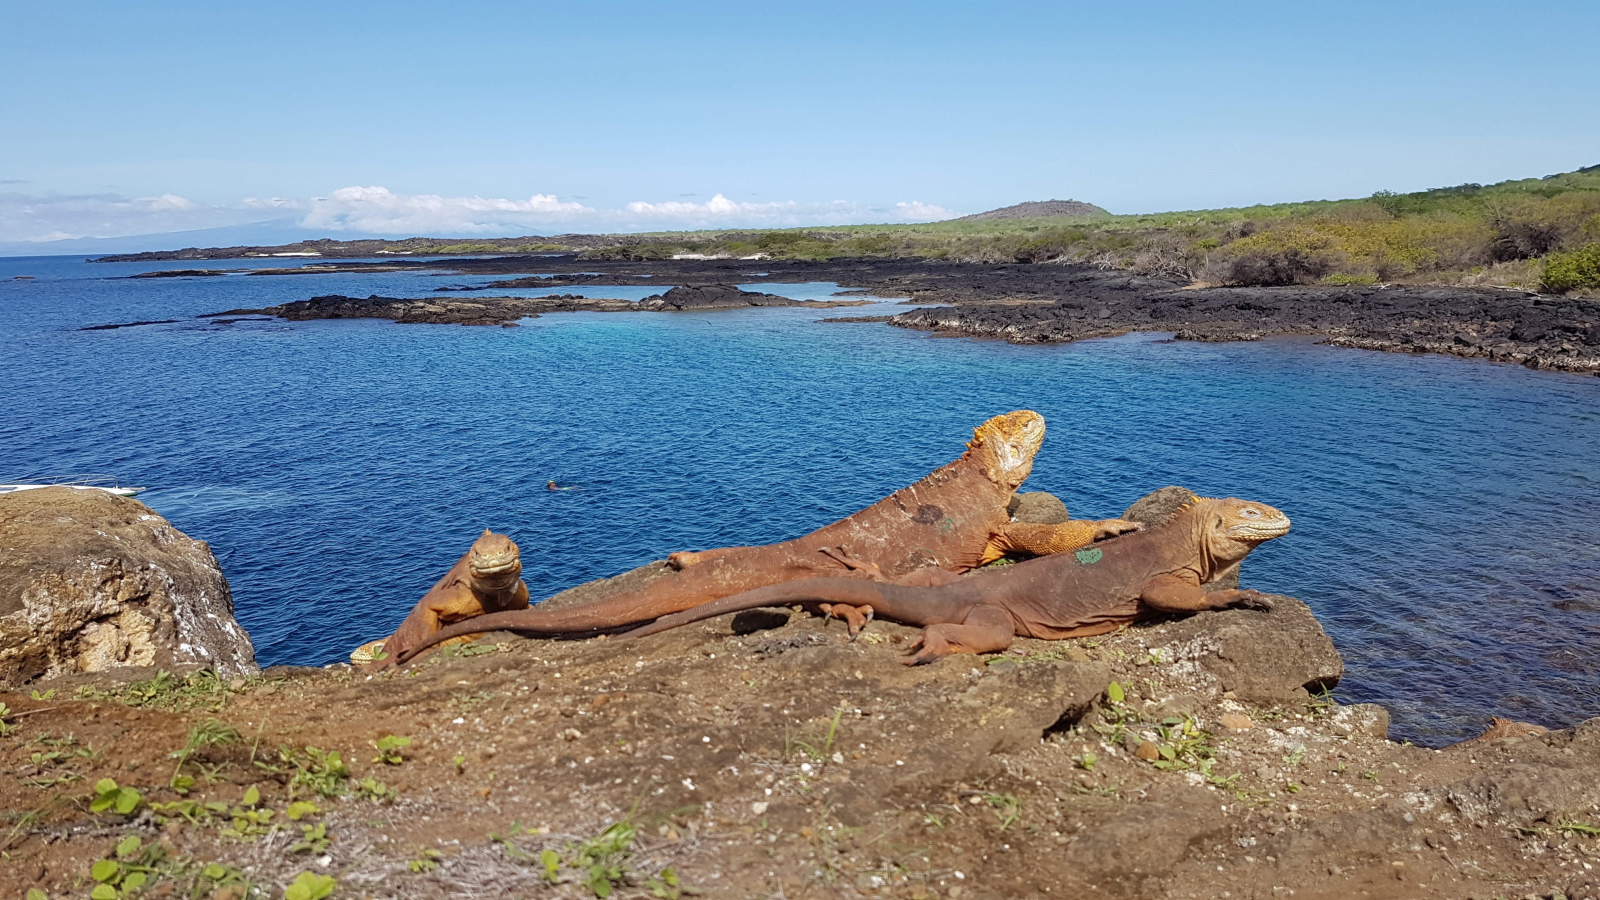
<box><xmin>981</xmin><ymin>519</ymin><xmax>1144</xmax><ymax>565</ymax></box>
<box><xmin>903</xmin><ymin>605</ymin><xmax>1014</xmax><ymax>665</ymax></box>
<box><xmin>668</xmin><ymin>546</ymin><xmax>755</xmax><ymax>569</ymax></box>
<box><xmin>1139</xmin><ymin>574</ymin><xmax>1276</xmax><ymax>612</ymax></box>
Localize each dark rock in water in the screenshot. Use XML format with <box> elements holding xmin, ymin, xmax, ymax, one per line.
<box><xmin>1122</xmin><ymin>486</ymin><xmax>1241</xmax><ymax>590</ymax></box>
<box><xmin>79</xmin><ymin>319</ymin><xmax>181</xmax><ymax>331</ymax></box>
<box><xmin>130</xmin><ymin>269</ymin><xmax>229</xmax><ymax>278</ymax></box>
<box><xmin>636</xmin><ymin>283</ymin><xmax>859</xmax><ymax>311</ymax></box>
<box><xmin>0</xmin><ymin>488</ymin><xmax>259</xmax><ymax>687</ymax></box>
<box><xmin>1007</xmin><ymin>491</ymin><xmax>1070</xmax><ymax>524</ymax></box>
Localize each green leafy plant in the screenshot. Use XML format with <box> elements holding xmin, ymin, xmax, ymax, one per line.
<box><xmin>353</xmin><ymin>776</ymin><xmax>398</xmax><ymax>802</ymax></box>
<box><xmin>74</xmin><ymin>669</ymin><xmax>242</xmax><ymax>713</ymax></box>
<box><xmin>284</xmin><ymin>870</ymin><xmax>337</xmax><ymax>900</ymax></box>
<box><xmin>982</xmin><ymin>793</ymin><xmax>1023</xmax><ymax>831</ymax></box>
<box><xmin>571</xmin><ymin>820</ymin><xmax>638</xmax><ymax>898</ymax></box>
<box><xmin>90</xmin><ymin>778</ymin><xmax>143</xmax><ymax>816</ymax></box>
<box><xmin>81</xmin><ymin>835</ymin><xmax>257</xmax><ymax>900</ymax></box>
<box><xmin>1075</xmin><ymin>751</ymin><xmax>1097</xmax><ymax>771</ymax></box>
<box><xmin>292</xmin><ymin>822</ymin><xmax>330</xmax><ymax>855</ymax></box>
<box><xmin>280</xmin><ymin>747</ymin><xmax>350</xmax><ymax>799</ymax></box>
<box><xmin>371</xmin><ymin>735</ymin><xmax>412</xmax><ymax>765</ymax></box>
<box><xmin>0</xmin><ymin>702</ymin><xmax>11</xmax><ymax>736</ymax></box>
<box><xmin>409</xmin><ymin>847</ymin><xmax>443</xmax><ymax>873</ymax></box>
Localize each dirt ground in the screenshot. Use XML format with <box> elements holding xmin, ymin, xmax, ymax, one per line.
<box><xmin>4</xmin><ymin>597</ymin><xmax>1598</xmax><ymax>900</ymax></box>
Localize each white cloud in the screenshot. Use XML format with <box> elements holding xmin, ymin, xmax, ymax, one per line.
<box><xmin>0</xmin><ymin>185</ymin><xmax>958</xmax><ymax>244</ymax></box>
<box><xmin>0</xmin><ymin>190</ymin><xmax>250</xmax><ymax>243</ymax></box>
<box><xmin>299</xmin><ymin>186</ymin><xmax>591</xmax><ymax>234</ymax></box>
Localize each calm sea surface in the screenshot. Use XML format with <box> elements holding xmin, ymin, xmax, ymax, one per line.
<box><xmin>3</xmin><ymin>254</ymin><xmax>1597</xmax><ymax>744</ymax></box>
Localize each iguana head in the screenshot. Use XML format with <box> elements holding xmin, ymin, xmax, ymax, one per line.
<box><xmin>1193</xmin><ymin>497</ymin><xmax>1291</xmax><ymax>561</ymax></box>
<box><xmin>966</xmin><ymin>410</ymin><xmax>1046</xmax><ymax>489</ymax></box>
<box><xmin>468</xmin><ymin>528</ymin><xmax>522</xmax><ymax>588</ymax></box>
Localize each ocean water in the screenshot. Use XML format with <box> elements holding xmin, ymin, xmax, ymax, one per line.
<box><xmin>3</xmin><ymin>254</ymin><xmax>1598</xmax><ymax>744</ymax></box>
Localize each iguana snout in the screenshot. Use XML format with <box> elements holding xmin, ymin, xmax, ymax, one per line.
<box><xmin>1213</xmin><ymin>499</ymin><xmax>1291</xmax><ymax>543</ymax></box>
<box><xmin>467</xmin><ymin>528</ymin><xmax>522</xmax><ymax>582</ymax></box>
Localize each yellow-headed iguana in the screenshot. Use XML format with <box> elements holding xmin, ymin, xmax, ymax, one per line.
<box><xmin>351</xmin><ymin>529</ymin><xmax>529</xmax><ymax>664</ymax></box>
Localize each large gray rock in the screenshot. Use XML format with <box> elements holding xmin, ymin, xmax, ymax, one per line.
<box><xmin>1148</xmin><ymin>595</ymin><xmax>1343</xmax><ymax>704</ymax></box>
<box><xmin>1122</xmin><ymin>486</ymin><xmax>1240</xmax><ymax>590</ymax></box>
<box><xmin>0</xmin><ymin>487</ymin><xmax>258</xmax><ymax>687</ymax></box>
<box><xmin>1007</xmin><ymin>490</ymin><xmax>1071</xmax><ymax>524</ymax></box>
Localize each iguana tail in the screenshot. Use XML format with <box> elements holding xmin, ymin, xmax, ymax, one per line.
<box><xmin>618</xmin><ymin>577</ymin><xmax>974</xmax><ymax>641</ymax></box>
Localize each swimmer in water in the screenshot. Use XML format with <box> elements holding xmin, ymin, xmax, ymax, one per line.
<box><xmin>547</xmin><ymin>480</ymin><xmax>577</xmax><ymax>491</ymax></box>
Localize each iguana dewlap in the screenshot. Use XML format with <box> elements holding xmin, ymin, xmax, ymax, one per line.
<box><xmin>352</xmin><ymin>529</ymin><xmax>530</xmax><ymax>665</ymax></box>
<box><xmin>620</xmin><ymin>496</ymin><xmax>1291</xmax><ymax>665</ymax></box>
<box><xmin>392</xmin><ymin>411</ymin><xmax>1142</xmax><ymax>665</ymax></box>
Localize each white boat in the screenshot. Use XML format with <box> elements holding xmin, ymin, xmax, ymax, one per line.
<box><xmin>0</xmin><ymin>474</ymin><xmax>146</xmax><ymax>497</ymax></box>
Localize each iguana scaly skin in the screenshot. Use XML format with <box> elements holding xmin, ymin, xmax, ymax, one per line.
<box><xmin>391</xmin><ymin>411</ymin><xmax>1142</xmax><ymax>665</ymax></box>
<box><xmin>620</xmin><ymin>496</ymin><xmax>1290</xmax><ymax>665</ymax></box>
<box><xmin>351</xmin><ymin>529</ymin><xmax>529</xmax><ymax>665</ymax></box>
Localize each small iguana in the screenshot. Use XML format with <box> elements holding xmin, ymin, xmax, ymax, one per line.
<box><xmin>388</xmin><ymin>411</ymin><xmax>1142</xmax><ymax>665</ymax></box>
<box><xmin>618</xmin><ymin>496</ymin><xmax>1290</xmax><ymax>664</ymax></box>
<box><xmin>351</xmin><ymin>529</ymin><xmax>530</xmax><ymax>664</ymax></box>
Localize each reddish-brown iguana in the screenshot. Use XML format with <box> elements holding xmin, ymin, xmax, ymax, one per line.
<box><xmin>351</xmin><ymin>529</ymin><xmax>530</xmax><ymax>664</ymax></box>
<box><xmin>388</xmin><ymin>410</ymin><xmax>1142</xmax><ymax>666</ymax></box>
<box><xmin>617</xmin><ymin>496</ymin><xmax>1290</xmax><ymax>664</ymax></box>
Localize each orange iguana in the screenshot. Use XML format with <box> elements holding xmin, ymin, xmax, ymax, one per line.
<box><xmin>619</xmin><ymin>496</ymin><xmax>1290</xmax><ymax>665</ymax></box>
<box><xmin>387</xmin><ymin>410</ymin><xmax>1142</xmax><ymax>666</ymax></box>
<box><xmin>350</xmin><ymin>529</ymin><xmax>530</xmax><ymax>664</ymax></box>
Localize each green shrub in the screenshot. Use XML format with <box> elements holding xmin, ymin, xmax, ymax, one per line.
<box><xmin>1541</xmin><ymin>243</ymin><xmax>1600</xmax><ymax>293</ymax></box>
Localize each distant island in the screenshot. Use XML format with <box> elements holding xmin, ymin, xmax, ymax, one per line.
<box><xmin>94</xmin><ymin>165</ymin><xmax>1600</xmax><ymax>296</ymax></box>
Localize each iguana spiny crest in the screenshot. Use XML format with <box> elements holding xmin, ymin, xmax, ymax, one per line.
<box><xmin>964</xmin><ymin>410</ymin><xmax>1045</xmax><ymax>490</ymax></box>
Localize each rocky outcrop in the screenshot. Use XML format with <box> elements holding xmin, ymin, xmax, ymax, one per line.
<box><xmin>890</xmin><ymin>282</ymin><xmax>1600</xmax><ymax>375</ymax></box>
<box><xmin>636</xmin><ymin>284</ymin><xmax>866</xmax><ymax>310</ymax></box>
<box><xmin>1006</xmin><ymin>490</ymin><xmax>1071</xmax><ymax>524</ymax></box>
<box><xmin>0</xmin><ymin>488</ymin><xmax>257</xmax><ymax>687</ymax></box>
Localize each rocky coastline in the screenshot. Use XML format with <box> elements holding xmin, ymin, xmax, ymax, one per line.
<box><xmin>210</xmin><ymin>284</ymin><xmax>870</xmax><ymax>327</ymax></box>
<box><xmin>101</xmin><ymin>256</ymin><xmax>1600</xmax><ymax>375</ymax></box>
<box><xmin>3</xmin><ymin>487</ymin><xmax>1598</xmax><ymax>899</ymax></box>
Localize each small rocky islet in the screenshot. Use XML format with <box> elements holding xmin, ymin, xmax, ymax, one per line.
<box><xmin>102</xmin><ymin>256</ymin><xmax>1600</xmax><ymax>376</ymax></box>
<box><xmin>2</xmin><ymin>486</ymin><xmax>1597</xmax><ymax>899</ymax></box>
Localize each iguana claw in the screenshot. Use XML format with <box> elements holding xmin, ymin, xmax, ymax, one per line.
<box><xmin>820</xmin><ymin>603</ymin><xmax>875</xmax><ymax>639</ymax></box>
<box><xmin>1233</xmin><ymin>590</ymin><xmax>1275</xmax><ymax>611</ymax></box>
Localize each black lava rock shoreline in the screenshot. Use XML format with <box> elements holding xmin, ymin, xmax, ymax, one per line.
<box><xmin>889</xmin><ymin>282</ymin><xmax>1600</xmax><ymax>376</ymax></box>
<box><xmin>95</xmin><ymin>254</ymin><xmax>1600</xmax><ymax>374</ymax></box>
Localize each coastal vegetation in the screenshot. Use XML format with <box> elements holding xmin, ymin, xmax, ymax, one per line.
<box><xmin>96</xmin><ymin>165</ymin><xmax>1600</xmax><ymax>294</ymax></box>
<box><xmin>583</xmin><ymin>165</ymin><xmax>1600</xmax><ymax>293</ymax></box>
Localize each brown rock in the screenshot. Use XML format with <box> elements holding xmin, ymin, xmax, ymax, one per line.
<box><xmin>0</xmin><ymin>487</ymin><xmax>258</xmax><ymax>687</ymax></box>
<box><xmin>1134</xmin><ymin>741</ymin><xmax>1161</xmax><ymax>760</ymax></box>
<box><xmin>1218</xmin><ymin>712</ymin><xmax>1254</xmax><ymax>731</ymax></box>
<box><xmin>1006</xmin><ymin>491</ymin><xmax>1070</xmax><ymax>524</ymax></box>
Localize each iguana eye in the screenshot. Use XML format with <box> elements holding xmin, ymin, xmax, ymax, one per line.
<box><xmin>1241</xmin><ymin>508</ymin><xmax>1260</xmax><ymax>518</ymax></box>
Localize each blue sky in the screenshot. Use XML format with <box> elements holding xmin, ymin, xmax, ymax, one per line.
<box><xmin>3</xmin><ymin>0</ymin><xmax>1597</xmax><ymax>244</ymax></box>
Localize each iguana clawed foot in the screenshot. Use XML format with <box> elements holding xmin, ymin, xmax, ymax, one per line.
<box><xmin>1093</xmin><ymin>518</ymin><xmax>1146</xmax><ymax>541</ymax></box>
<box><xmin>817</xmin><ymin>546</ymin><xmax>887</xmax><ymax>580</ymax></box>
<box><xmin>820</xmin><ymin>603</ymin><xmax>875</xmax><ymax>640</ymax></box>
<box><xmin>1225</xmin><ymin>590</ymin><xmax>1276</xmax><ymax>611</ymax></box>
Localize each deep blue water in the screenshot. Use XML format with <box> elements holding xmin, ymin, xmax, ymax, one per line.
<box><xmin>3</xmin><ymin>253</ymin><xmax>1598</xmax><ymax>744</ymax></box>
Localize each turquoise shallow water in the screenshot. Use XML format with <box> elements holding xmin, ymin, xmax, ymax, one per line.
<box><xmin>3</xmin><ymin>254</ymin><xmax>1598</xmax><ymax>744</ymax></box>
